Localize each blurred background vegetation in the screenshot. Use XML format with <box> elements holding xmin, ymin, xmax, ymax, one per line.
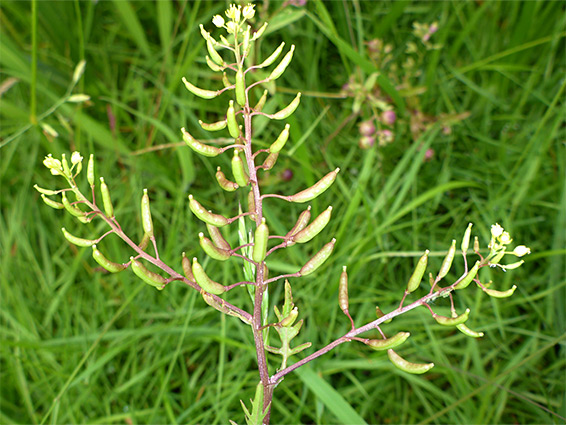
<box><xmin>1</xmin><ymin>1</ymin><xmax>564</xmax><ymax>424</ymax></box>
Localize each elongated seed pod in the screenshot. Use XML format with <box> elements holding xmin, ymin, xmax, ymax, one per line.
<box><xmin>139</xmin><ymin>232</ymin><xmax>150</xmax><ymax>250</ymax></box>
<box><xmin>199</xmin><ymin>24</ymin><xmax>212</xmax><ymax>42</ymax></box>
<box><xmin>299</xmin><ymin>238</ymin><xmax>336</xmax><ymax>276</ymax></box>
<box><xmin>252</xmin><ymin>22</ymin><xmax>268</xmax><ymax>40</ymax></box>
<box><xmin>235</xmin><ymin>69</ymin><xmax>246</xmax><ymax>106</ymax></box>
<box><xmin>201</xmin><ymin>291</ymin><xmax>252</xmax><ymax>325</ymax></box>
<box><xmin>182</xmin><ymin>77</ymin><xmax>221</xmax><ymax>99</ymax></box>
<box><xmin>62</xmin><ymin>192</ymin><xmax>86</xmax><ymax>218</ymax></box>
<box><xmin>387</xmin><ymin>349</ymin><xmax>434</xmax><ymax>374</ymax></box>
<box><xmin>268</xmin><ymin>45</ymin><xmax>295</xmax><ymax>81</ymax></box>
<box><xmin>199</xmin><ymin>119</ymin><xmax>227</xmax><ymax>132</ymax></box>
<box><xmin>293</xmin><ymin>206</ymin><xmax>332</xmax><ymax>244</ymax></box>
<box><xmin>227</xmin><ymin>100</ymin><xmax>240</xmax><ymax>139</ymax></box>
<box><xmin>206</xmin><ymin>39</ymin><xmax>223</xmax><ymax>66</ymax></box>
<box><xmin>99</xmin><ymin>177</ymin><xmax>114</xmax><ymax>217</ymax></box>
<box><xmin>286</xmin><ymin>206</ymin><xmax>312</xmax><ymax>238</ymax></box>
<box><xmin>130</xmin><ymin>257</ymin><xmax>166</xmax><ymax>289</ymax></box>
<box><xmin>456</xmin><ymin>323</ymin><xmax>484</xmax><ymax>338</ymax></box>
<box><xmin>62</xmin><ymin>227</ymin><xmax>96</xmax><ymax>247</ymax></box>
<box><xmin>61</xmin><ymin>154</ymin><xmax>71</xmax><ymax>177</ymax></box>
<box><xmin>473</xmin><ymin>236</ymin><xmax>480</xmax><ymax>254</ymax></box>
<box><xmin>252</xmin><ymin>218</ymin><xmax>269</xmax><ymax>263</ymax></box>
<box><xmin>489</xmin><ymin>251</ymin><xmax>505</xmax><ymax>266</ymax></box>
<box><xmin>182</xmin><ymin>127</ymin><xmax>222</xmax><ymax>157</ymax></box>
<box><xmin>215</xmin><ymin>167</ymin><xmax>239</xmax><ymax>192</ymax></box>
<box><xmin>247</xmin><ymin>189</ymin><xmax>256</xmax><ymax>221</ymax></box>
<box><xmin>191</xmin><ymin>257</ymin><xmax>226</xmax><ymax>295</ymax></box>
<box><xmin>222</xmin><ymin>72</ymin><xmax>231</xmax><ymax>88</ymax></box>
<box><xmin>257</xmin><ymin>42</ymin><xmax>285</xmax><ymax>68</ymax></box>
<box><xmin>262</xmin><ymin>152</ymin><xmax>278</xmax><ymax>171</ymax></box>
<box><xmin>87</xmin><ymin>154</ymin><xmax>95</xmax><ymax>186</ymax></box>
<box><xmin>434</xmin><ymin>308</ymin><xmax>470</xmax><ymax>326</ymax></box>
<box><xmin>366</xmin><ymin>332</ymin><xmax>410</xmax><ymax>351</ymax></box>
<box><xmin>206</xmin><ymin>223</ymin><xmax>231</xmax><ymax>251</ymax></box>
<box><xmin>231</xmin><ymin>150</ymin><xmax>249</xmax><ymax>187</ymax></box>
<box><xmin>188</xmin><ymin>195</ymin><xmax>229</xmax><ymax>227</ymax></box>
<box><xmin>205</xmin><ymin>55</ymin><xmax>224</xmax><ymax>72</ymax></box>
<box><xmin>141</xmin><ymin>189</ymin><xmax>154</xmax><ymax>236</ymax></box>
<box><xmin>269</xmin><ymin>124</ymin><xmax>290</xmax><ymax>153</ymax></box>
<box><xmin>199</xmin><ymin>232</ymin><xmax>231</xmax><ymax>261</ymax></box>
<box><xmin>41</xmin><ymin>194</ymin><xmax>64</xmax><ymax>209</ymax></box>
<box><xmin>406</xmin><ymin>250</ymin><xmax>429</xmax><ymax>293</ymax></box>
<box><xmin>453</xmin><ymin>261</ymin><xmax>480</xmax><ymax>290</ymax></box>
<box><xmin>242</xmin><ymin>26</ymin><xmax>251</xmax><ymax>56</ymax></box>
<box><xmin>288</xmin><ymin>168</ymin><xmax>339</xmax><ymax>203</ymax></box>
<box><xmin>92</xmin><ymin>245</ymin><xmax>126</xmax><ymax>273</ymax></box>
<box><xmin>376</xmin><ymin>306</ymin><xmax>392</xmax><ymax>323</ymax></box>
<box><xmin>34</xmin><ymin>185</ymin><xmax>58</xmax><ymax>195</ymax></box>
<box><xmin>279</xmin><ymin>307</ymin><xmax>298</xmax><ymax>327</ymax></box>
<box><xmin>182</xmin><ymin>252</ymin><xmax>195</xmax><ymax>281</ymax></box>
<box><xmin>254</xmin><ymin>90</ymin><xmax>268</xmax><ymax>112</ymax></box>
<box><xmin>461</xmin><ymin>223</ymin><xmax>473</xmax><ymax>254</ymax></box>
<box><xmin>483</xmin><ymin>285</ymin><xmax>517</xmax><ymax>298</ymax></box>
<box><xmin>438</xmin><ymin>240</ymin><xmax>455</xmax><ymax>280</ymax></box>
<box><xmin>271</xmin><ymin>93</ymin><xmax>301</xmax><ymax>120</ymax></box>
<box><xmin>338</xmin><ymin>266</ymin><xmax>349</xmax><ymax>314</ymax></box>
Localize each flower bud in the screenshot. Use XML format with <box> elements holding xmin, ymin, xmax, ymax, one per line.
<box><xmin>512</xmin><ymin>245</ymin><xmax>531</xmax><ymax>257</ymax></box>
<box><xmin>382</xmin><ymin>110</ymin><xmax>396</xmax><ymax>126</ymax></box>
<box><xmin>338</xmin><ymin>266</ymin><xmax>349</xmax><ymax>314</ymax></box>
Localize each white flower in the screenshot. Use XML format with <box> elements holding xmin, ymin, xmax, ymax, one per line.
<box><xmin>212</xmin><ymin>15</ymin><xmax>225</xmax><ymax>27</ymax></box>
<box><xmin>499</xmin><ymin>231</ymin><xmax>513</xmax><ymax>245</ymax></box>
<box><xmin>512</xmin><ymin>245</ymin><xmax>531</xmax><ymax>257</ymax></box>
<box><xmin>225</xmin><ymin>21</ymin><xmax>237</xmax><ymax>34</ymax></box>
<box><xmin>243</xmin><ymin>3</ymin><xmax>255</xmax><ymax>20</ymax></box>
<box><xmin>43</xmin><ymin>154</ymin><xmax>62</xmax><ymax>172</ymax></box>
<box><xmin>226</xmin><ymin>4</ymin><xmax>241</xmax><ymax>22</ymax></box>
<box><xmin>491</xmin><ymin>223</ymin><xmax>504</xmax><ymax>238</ymax></box>
<box><xmin>71</xmin><ymin>151</ymin><xmax>83</xmax><ymax>165</ymax></box>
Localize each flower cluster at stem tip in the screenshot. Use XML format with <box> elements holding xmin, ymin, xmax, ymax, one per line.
<box><xmin>487</xmin><ymin>223</ymin><xmax>531</xmax><ymax>271</ymax></box>
<box><xmin>212</xmin><ymin>3</ymin><xmax>255</xmax><ymax>34</ymax></box>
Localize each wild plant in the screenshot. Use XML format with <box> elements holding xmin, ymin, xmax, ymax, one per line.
<box><xmin>36</xmin><ymin>4</ymin><xmax>531</xmax><ymax>424</ymax></box>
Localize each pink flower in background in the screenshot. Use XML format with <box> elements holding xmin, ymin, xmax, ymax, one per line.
<box><xmin>382</xmin><ymin>110</ymin><xmax>396</xmax><ymax>126</ymax></box>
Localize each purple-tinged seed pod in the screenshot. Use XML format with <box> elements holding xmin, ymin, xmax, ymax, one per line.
<box><xmin>438</xmin><ymin>240</ymin><xmax>456</xmax><ymax>280</ymax></box>
<box><xmin>254</xmin><ymin>90</ymin><xmax>268</xmax><ymax>112</ymax></box>
<box><xmin>268</xmin><ymin>45</ymin><xmax>295</xmax><ymax>81</ymax></box>
<box><xmin>299</xmin><ymin>238</ymin><xmax>336</xmax><ymax>276</ymax></box>
<box><xmin>227</xmin><ymin>100</ymin><xmax>240</xmax><ymax>139</ymax></box>
<box><xmin>288</xmin><ymin>168</ymin><xmax>340</xmax><ymax>203</ymax></box>
<box><xmin>270</xmin><ymin>93</ymin><xmax>301</xmax><ymax>120</ymax></box>
<box><xmin>232</xmin><ymin>150</ymin><xmax>249</xmax><ymax>187</ymax></box>
<box><xmin>247</xmin><ymin>189</ymin><xmax>256</xmax><ymax>221</ymax></box>
<box><xmin>376</xmin><ymin>306</ymin><xmax>392</xmax><ymax>323</ymax></box>
<box><xmin>206</xmin><ymin>223</ymin><xmax>231</xmax><ymax>251</ymax></box>
<box><xmin>182</xmin><ymin>128</ymin><xmax>222</xmax><ymax>157</ymax></box>
<box><xmin>192</xmin><ymin>257</ymin><xmax>226</xmax><ymax>295</ymax></box>
<box><xmin>406</xmin><ymin>250</ymin><xmax>429</xmax><ymax>293</ymax></box>
<box><xmin>182</xmin><ymin>77</ymin><xmax>221</xmax><ymax>99</ymax></box>
<box><xmin>141</xmin><ymin>189</ymin><xmax>154</xmax><ymax>237</ymax></box>
<box><xmin>188</xmin><ymin>195</ymin><xmax>229</xmax><ymax>227</ymax></box>
<box><xmin>257</xmin><ymin>42</ymin><xmax>285</xmax><ymax>68</ymax></box>
<box><xmin>139</xmin><ymin>233</ymin><xmax>150</xmax><ymax>250</ymax></box>
<box><xmin>235</xmin><ymin>69</ymin><xmax>246</xmax><ymax>106</ymax></box>
<box><xmin>199</xmin><ymin>232</ymin><xmax>231</xmax><ymax>261</ymax></box>
<box><xmin>285</xmin><ymin>206</ymin><xmax>311</xmax><ymax>239</ymax></box>
<box><xmin>262</xmin><ymin>152</ymin><xmax>279</xmax><ymax>171</ymax></box>
<box><xmin>366</xmin><ymin>332</ymin><xmax>410</xmax><ymax>351</ymax></box>
<box><xmin>215</xmin><ymin>167</ymin><xmax>239</xmax><ymax>192</ymax></box>
<box><xmin>453</xmin><ymin>261</ymin><xmax>479</xmax><ymax>290</ymax></box>
<box><xmin>199</xmin><ymin>119</ymin><xmax>227</xmax><ymax>132</ymax></box>
<box><xmin>338</xmin><ymin>266</ymin><xmax>349</xmax><ymax>314</ymax></box>
<box><xmin>201</xmin><ymin>291</ymin><xmax>252</xmax><ymax>325</ymax></box>
<box><xmin>387</xmin><ymin>349</ymin><xmax>434</xmax><ymax>374</ymax></box>
<box><xmin>433</xmin><ymin>308</ymin><xmax>470</xmax><ymax>326</ymax></box>
<box><xmin>182</xmin><ymin>252</ymin><xmax>195</xmax><ymax>281</ymax></box>
<box><xmin>292</xmin><ymin>206</ymin><xmax>332</xmax><ymax>244</ymax></box>
<box><xmin>130</xmin><ymin>257</ymin><xmax>166</xmax><ymax>290</ymax></box>
<box><xmin>41</xmin><ymin>194</ymin><xmax>64</xmax><ymax>209</ymax></box>
<box><xmin>92</xmin><ymin>245</ymin><xmax>126</xmax><ymax>273</ymax></box>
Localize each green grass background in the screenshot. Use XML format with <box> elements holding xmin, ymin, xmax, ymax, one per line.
<box><xmin>1</xmin><ymin>1</ymin><xmax>564</xmax><ymax>424</ymax></box>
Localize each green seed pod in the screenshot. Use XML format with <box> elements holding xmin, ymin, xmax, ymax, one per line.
<box><xmin>206</xmin><ymin>38</ymin><xmax>223</xmax><ymax>66</ymax></box>
<box><xmin>286</xmin><ymin>206</ymin><xmax>312</xmax><ymax>238</ymax></box>
<box><xmin>215</xmin><ymin>167</ymin><xmax>239</xmax><ymax>192</ymax></box>
<box><xmin>227</xmin><ymin>100</ymin><xmax>240</xmax><ymax>139</ymax></box>
<box><xmin>87</xmin><ymin>154</ymin><xmax>95</xmax><ymax>187</ymax></box>
<box><xmin>191</xmin><ymin>257</ymin><xmax>226</xmax><ymax>295</ymax></box>
<box><xmin>99</xmin><ymin>177</ymin><xmax>114</xmax><ymax>218</ymax></box>
<box><xmin>270</xmin><ymin>92</ymin><xmax>301</xmax><ymax>120</ymax></box>
<box><xmin>130</xmin><ymin>257</ymin><xmax>166</xmax><ymax>290</ymax></box>
<box><xmin>268</xmin><ymin>45</ymin><xmax>295</xmax><ymax>81</ymax></box>
<box><xmin>252</xmin><ymin>218</ymin><xmax>269</xmax><ymax>263</ymax></box>
<box><xmin>242</xmin><ymin>25</ymin><xmax>251</xmax><ymax>56</ymax></box>
<box><xmin>473</xmin><ymin>236</ymin><xmax>480</xmax><ymax>254</ymax></box>
<box><xmin>182</xmin><ymin>127</ymin><xmax>222</xmax><ymax>157</ymax></box>
<box><xmin>247</xmin><ymin>189</ymin><xmax>256</xmax><ymax>221</ymax></box>
<box><xmin>387</xmin><ymin>349</ymin><xmax>434</xmax><ymax>374</ymax></box>
<box><xmin>199</xmin><ymin>24</ymin><xmax>212</xmax><ymax>42</ymax></box>
<box><xmin>483</xmin><ymin>285</ymin><xmax>517</xmax><ymax>298</ymax></box>
<box><xmin>254</xmin><ymin>90</ymin><xmax>268</xmax><ymax>112</ymax></box>
<box><xmin>261</xmin><ymin>152</ymin><xmax>278</xmax><ymax>171</ymax></box>
<box><xmin>293</xmin><ymin>206</ymin><xmax>332</xmax><ymax>244</ymax></box>
<box><xmin>338</xmin><ymin>266</ymin><xmax>349</xmax><ymax>314</ymax></box>
<box><xmin>205</xmin><ymin>55</ymin><xmax>224</xmax><ymax>72</ymax></box>
<box><xmin>366</xmin><ymin>332</ymin><xmax>410</xmax><ymax>351</ymax></box>
<box><xmin>206</xmin><ymin>223</ymin><xmax>231</xmax><ymax>251</ymax></box>
<box><xmin>199</xmin><ymin>119</ymin><xmax>227</xmax><ymax>132</ymax></box>
<box><xmin>182</xmin><ymin>252</ymin><xmax>195</xmax><ymax>281</ymax></box>
<box><xmin>199</xmin><ymin>232</ymin><xmax>231</xmax><ymax>261</ymax></box>
<box><xmin>461</xmin><ymin>223</ymin><xmax>473</xmax><ymax>254</ymax></box>
<box><xmin>222</xmin><ymin>72</ymin><xmax>231</xmax><ymax>88</ymax></box>
<box><xmin>182</xmin><ymin>77</ymin><xmax>221</xmax><ymax>99</ymax></box>
<box><xmin>141</xmin><ymin>189</ymin><xmax>154</xmax><ymax>237</ymax></box>
<box><xmin>299</xmin><ymin>238</ymin><xmax>336</xmax><ymax>276</ymax></box>
<box><xmin>34</xmin><ymin>185</ymin><xmax>58</xmax><ymax>196</ymax></box>
<box><xmin>269</xmin><ymin>124</ymin><xmax>290</xmax><ymax>154</ymax></box>
<box><xmin>201</xmin><ymin>291</ymin><xmax>252</xmax><ymax>325</ymax></box>
<box><xmin>433</xmin><ymin>308</ymin><xmax>470</xmax><ymax>326</ymax></box>
<box><xmin>279</xmin><ymin>306</ymin><xmax>298</xmax><ymax>327</ymax></box>
<box><xmin>231</xmin><ymin>150</ymin><xmax>249</xmax><ymax>187</ymax></box>
<box><xmin>454</xmin><ymin>261</ymin><xmax>480</xmax><ymax>290</ymax></box>
<box><xmin>41</xmin><ymin>194</ymin><xmax>64</xmax><ymax>209</ymax></box>
<box><xmin>62</xmin><ymin>192</ymin><xmax>86</xmax><ymax>218</ymax></box>
<box><xmin>406</xmin><ymin>250</ymin><xmax>429</xmax><ymax>293</ymax></box>
<box><xmin>235</xmin><ymin>69</ymin><xmax>246</xmax><ymax>106</ymax></box>
<box><xmin>376</xmin><ymin>306</ymin><xmax>392</xmax><ymax>324</ymax></box>
<box><xmin>139</xmin><ymin>232</ymin><xmax>150</xmax><ymax>250</ymax></box>
<box><xmin>456</xmin><ymin>323</ymin><xmax>484</xmax><ymax>338</ymax></box>
<box><xmin>61</xmin><ymin>154</ymin><xmax>71</xmax><ymax>177</ymax></box>
<box><xmin>288</xmin><ymin>168</ymin><xmax>340</xmax><ymax>203</ymax></box>
<box><xmin>438</xmin><ymin>240</ymin><xmax>456</xmax><ymax>280</ymax></box>
<box><xmin>188</xmin><ymin>195</ymin><xmax>229</xmax><ymax>227</ymax></box>
<box><xmin>61</xmin><ymin>227</ymin><xmax>96</xmax><ymax>247</ymax></box>
<box><xmin>257</xmin><ymin>41</ymin><xmax>285</xmax><ymax>68</ymax></box>
<box><xmin>252</xmin><ymin>22</ymin><xmax>268</xmax><ymax>41</ymax></box>
<box><xmin>92</xmin><ymin>245</ymin><xmax>126</xmax><ymax>273</ymax></box>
